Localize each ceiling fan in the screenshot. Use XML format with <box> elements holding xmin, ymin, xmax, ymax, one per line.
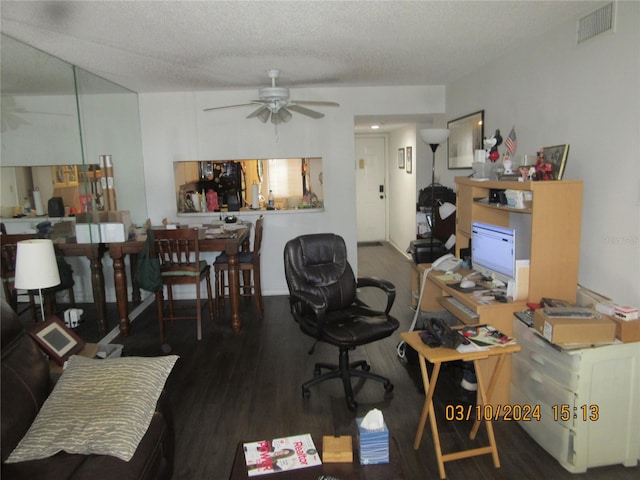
<box><xmin>1</xmin><ymin>97</ymin><xmax>72</xmax><ymax>133</ymax></box>
<box><xmin>203</xmin><ymin>69</ymin><xmax>339</xmax><ymax>124</ymax></box>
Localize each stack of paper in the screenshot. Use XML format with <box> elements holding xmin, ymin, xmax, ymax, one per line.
<box><xmin>456</xmin><ymin>325</ymin><xmax>516</xmax><ymax>353</ymax></box>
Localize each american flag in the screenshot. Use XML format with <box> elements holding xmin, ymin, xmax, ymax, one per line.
<box><xmin>505</xmin><ymin>127</ymin><xmax>517</xmax><ymax>157</ymax></box>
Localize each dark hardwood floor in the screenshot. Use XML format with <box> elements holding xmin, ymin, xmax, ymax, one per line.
<box><xmin>35</xmin><ymin>243</ymin><xmax>640</xmax><ymax>479</ymax></box>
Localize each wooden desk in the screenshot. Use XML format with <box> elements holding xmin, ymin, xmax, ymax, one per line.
<box><xmin>108</xmin><ymin>226</ymin><xmax>251</xmax><ymax>336</ymax></box>
<box><xmin>411</xmin><ymin>263</ymin><xmax>526</xmax><ymax>406</ymax></box>
<box><xmin>228</xmin><ymin>436</ymin><xmax>405</xmax><ymax>480</ymax></box>
<box><xmin>401</xmin><ymin>331</ymin><xmax>521</xmax><ymax>479</ymax></box>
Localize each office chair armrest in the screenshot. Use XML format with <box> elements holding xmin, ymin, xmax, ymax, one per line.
<box><xmin>289</xmin><ymin>290</ymin><xmax>328</xmax><ymax>336</ymax></box>
<box><xmin>356</xmin><ymin>277</ymin><xmax>396</xmax><ymax>314</ymax></box>
<box><xmin>290</xmin><ymin>290</ymin><xmax>326</xmax><ymax>311</ymax></box>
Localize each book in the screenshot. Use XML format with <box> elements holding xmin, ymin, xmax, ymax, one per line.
<box><xmin>457</xmin><ymin>324</ymin><xmax>516</xmax><ymax>351</ymax></box>
<box><xmin>243</xmin><ymin>433</ymin><xmax>322</xmax><ymax>476</ymax></box>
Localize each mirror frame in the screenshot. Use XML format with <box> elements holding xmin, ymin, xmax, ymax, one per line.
<box><xmin>447</xmin><ymin>110</ymin><xmax>484</xmax><ymax>169</ymax></box>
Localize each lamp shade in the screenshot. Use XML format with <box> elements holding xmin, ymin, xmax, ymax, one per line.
<box><xmin>14</xmin><ymin>239</ymin><xmax>60</xmax><ymax>290</ymax></box>
<box><xmin>419</xmin><ymin>128</ymin><xmax>450</xmax><ymax>146</ymax></box>
<box><xmin>439</xmin><ymin>202</ymin><xmax>457</xmax><ymax>220</ymax></box>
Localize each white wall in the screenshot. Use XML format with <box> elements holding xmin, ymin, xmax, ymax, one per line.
<box><xmin>138</xmin><ymin>86</ymin><xmax>445</xmax><ymax>295</ymax></box>
<box><xmin>387</xmin><ymin>125</ymin><xmax>417</xmax><ymax>253</ymax></box>
<box><xmin>444</xmin><ymin>1</ymin><xmax>640</xmax><ymax>306</ymax></box>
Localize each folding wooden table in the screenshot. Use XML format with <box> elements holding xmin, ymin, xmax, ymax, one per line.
<box><xmin>400</xmin><ymin>331</ymin><xmax>521</xmax><ymax>479</ymax></box>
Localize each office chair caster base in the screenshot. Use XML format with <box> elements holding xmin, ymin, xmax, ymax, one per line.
<box><xmin>302</xmin><ymin>387</ymin><xmax>311</xmax><ymax>399</ymax></box>
<box><xmin>384</xmin><ymin>381</ymin><xmax>394</xmax><ymax>392</ymax></box>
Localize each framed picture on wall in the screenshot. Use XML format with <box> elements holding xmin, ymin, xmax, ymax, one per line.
<box><xmin>406</xmin><ymin>146</ymin><xmax>412</xmax><ymax>173</ymax></box>
<box><xmin>447</xmin><ymin>110</ymin><xmax>485</xmax><ymax>169</ymax></box>
<box><xmin>398</xmin><ymin>148</ymin><xmax>405</xmax><ymax>169</ymax></box>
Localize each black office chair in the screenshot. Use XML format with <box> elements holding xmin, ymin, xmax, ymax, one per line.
<box><xmin>283</xmin><ymin>233</ymin><xmax>399</xmax><ymax>410</ymax></box>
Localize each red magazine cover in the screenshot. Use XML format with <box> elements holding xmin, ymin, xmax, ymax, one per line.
<box><xmin>243</xmin><ymin>433</ymin><xmax>321</xmax><ymax>476</ymax></box>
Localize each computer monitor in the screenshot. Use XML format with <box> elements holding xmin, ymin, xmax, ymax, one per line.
<box><xmin>471</xmin><ymin>221</ymin><xmax>516</xmax><ymax>285</ymax></box>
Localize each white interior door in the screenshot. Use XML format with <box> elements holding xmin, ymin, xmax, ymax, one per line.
<box><xmin>355</xmin><ymin>136</ymin><xmax>387</xmax><ymax>242</ymax></box>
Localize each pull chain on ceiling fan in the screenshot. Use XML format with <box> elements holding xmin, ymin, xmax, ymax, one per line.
<box><xmin>204</xmin><ymin>69</ymin><xmax>339</xmax><ymax>124</ymax></box>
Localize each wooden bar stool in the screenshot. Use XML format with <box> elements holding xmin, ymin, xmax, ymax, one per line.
<box><xmin>214</xmin><ymin>215</ymin><xmax>264</xmax><ymax>319</ymax></box>
<box><xmin>154</xmin><ymin>228</ymin><xmax>214</xmax><ymax>341</ymax></box>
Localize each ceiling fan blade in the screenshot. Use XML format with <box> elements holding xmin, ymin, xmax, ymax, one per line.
<box><xmin>287</xmin><ymin>104</ymin><xmax>325</xmax><ymax>119</ymax></box>
<box><xmin>203</xmin><ymin>102</ymin><xmax>262</xmax><ymax>112</ymax></box>
<box><xmin>291</xmin><ymin>100</ymin><xmax>340</xmax><ymax>107</ymax></box>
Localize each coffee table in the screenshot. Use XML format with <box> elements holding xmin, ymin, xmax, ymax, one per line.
<box><xmin>228</xmin><ymin>435</ymin><xmax>404</xmax><ymax>479</ymax></box>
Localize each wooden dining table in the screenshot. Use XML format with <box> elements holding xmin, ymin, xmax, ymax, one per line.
<box><xmin>58</xmin><ymin>225</ymin><xmax>252</xmax><ymax>336</ymax></box>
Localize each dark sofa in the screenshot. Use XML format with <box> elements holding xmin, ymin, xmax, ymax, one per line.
<box><xmin>1</xmin><ymin>299</ymin><xmax>174</xmax><ymax>480</ymax></box>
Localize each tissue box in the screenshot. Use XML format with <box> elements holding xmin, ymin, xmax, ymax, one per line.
<box><xmin>356</xmin><ymin>417</ymin><xmax>389</xmax><ymax>465</ymax></box>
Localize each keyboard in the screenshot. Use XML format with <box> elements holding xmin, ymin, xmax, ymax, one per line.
<box><xmin>543</xmin><ymin>307</ymin><xmax>596</xmax><ymax>318</ymax></box>
<box><xmin>443</xmin><ymin>297</ymin><xmax>479</xmax><ymax>319</ymax></box>
<box><xmin>514</xmin><ymin>310</ymin><xmax>535</xmax><ymax>327</ymax></box>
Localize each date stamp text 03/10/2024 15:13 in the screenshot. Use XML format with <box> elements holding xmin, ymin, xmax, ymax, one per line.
<box><xmin>444</xmin><ymin>404</ymin><xmax>600</xmax><ymax>422</ymax></box>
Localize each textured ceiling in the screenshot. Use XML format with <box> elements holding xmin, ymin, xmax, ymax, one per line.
<box><xmin>1</xmin><ymin>0</ymin><xmax>598</xmax><ymax>93</ymax></box>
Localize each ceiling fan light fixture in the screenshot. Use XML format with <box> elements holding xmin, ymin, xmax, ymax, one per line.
<box><xmin>256</xmin><ymin>108</ymin><xmax>270</xmax><ymax>123</ymax></box>
<box><xmin>204</xmin><ymin>69</ymin><xmax>339</xmax><ymax>124</ymax></box>
<box><xmin>279</xmin><ymin>107</ymin><xmax>292</xmax><ymax>123</ymax></box>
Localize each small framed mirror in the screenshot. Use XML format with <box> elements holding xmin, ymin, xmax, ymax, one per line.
<box><xmin>447</xmin><ymin>110</ymin><xmax>484</xmax><ymax>169</ymax></box>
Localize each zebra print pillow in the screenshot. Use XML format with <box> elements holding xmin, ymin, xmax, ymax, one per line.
<box><xmin>6</xmin><ymin>354</ymin><xmax>178</xmax><ymax>463</ymax></box>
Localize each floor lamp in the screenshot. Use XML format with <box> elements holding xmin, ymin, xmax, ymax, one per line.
<box><xmin>13</xmin><ymin>239</ymin><xmax>60</xmax><ymax>322</ymax></box>
<box><xmin>419</xmin><ymin>128</ymin><xmax>450</xmax><ymax>261</ymax></box>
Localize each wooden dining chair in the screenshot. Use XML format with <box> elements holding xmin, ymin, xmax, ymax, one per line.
<box><xmin>154</xmin><ymin>228</ymin><xmax>214</xmax><ymax>342</ymax></box>
<box><xmin>214</xmin><ymin>215</ymin><xmax>264</xmax><ymax>319</ymax></box>
<box><xmin>0</xmin><ymin>233</ymin><xmax>75</xmax><ymax>321</ymax></box>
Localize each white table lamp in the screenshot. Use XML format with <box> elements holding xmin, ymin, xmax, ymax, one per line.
<box><xmin>14</xmin><ymin>239</ymin><xmax>60</xmax><ymax>322</ymax></box>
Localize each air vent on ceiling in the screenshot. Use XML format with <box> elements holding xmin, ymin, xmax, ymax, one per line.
<box><xmin>577</xmin><ymin>2</ymin><xmax>615</xmax><ymax>44</ymax></box>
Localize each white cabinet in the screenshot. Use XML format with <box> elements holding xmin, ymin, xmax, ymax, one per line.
<box><xmin>511</xmin><ymin>318</ymin><xmax>640</xmax><ymax>473</ymax></box>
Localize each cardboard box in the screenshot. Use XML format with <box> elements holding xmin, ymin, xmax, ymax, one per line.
<box><xmin>96</xmin><ymin>342</ymin><xmax>124</xmax><ymax>359</ymax></box>
<box><xmin>533</xmin><ymin>309</ymin><xmax>616</xmax><ymax>345</ymax></box>
<box><xmin>75</xmin><ymin>210</ymin><xmax>131</xmax><ymax>240</ymax></box>
<box><xmin>356</xmin><ymin>417</ymin><xmax>389</xmax><ymax>465</ymax></box>
<box><xmin>75</xmin><ymin>223</ymin><xmax>101</xmax><ymax>243</ymax></box>
<box><xmin>99</xmin><ymin>222</ymin><xmax>126</xmax><ymax>242</ymax></box>
<box><xmin>322</xmin><ymin>435</ymin><xmax>353</xmax><ymax>463</ymax></box>
<box><xmin>107</xmin><ymin>210</ymin><xmax>132</xmax><ymax>238</ymax></box>
<box><xmin>609</xmin><ymin>315</ymin><xmax>640</xmax><ymax>343</ymax></box>
<box><xmin>75</xmin><ymin>211</ymin><xmax>108</xmax><ymax>224</ymax></box>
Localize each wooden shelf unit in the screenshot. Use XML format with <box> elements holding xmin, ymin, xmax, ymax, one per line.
<box><xmin>454</xmin><ymin>177</ymin><xmax>583</xmax><ymax>304</ymax></box>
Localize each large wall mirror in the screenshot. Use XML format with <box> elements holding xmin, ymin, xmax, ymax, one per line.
<box><xmin>447</xmin><ymin>110</ymin><xmax>484</xmax><ymax>169</ymax></box>
<box><xmin>1</xmin><ymin>34</ymin><xmax>147</xmax><ymax>224</ymax></box>
<box><xmin>174</xmin><ymin>158</ymin><xmax>324</xmax><ymax>213</ymax></box>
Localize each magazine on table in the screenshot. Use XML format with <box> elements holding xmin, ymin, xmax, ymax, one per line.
<box><xmin>243</xmin><ymin>433</ymin><xmax>321</xmax><ymax>476</ymax></box>
<box><xmin>456</xmin><ymin>324</ymin><xmax>516</xmax><ymax>352</ymax></box>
